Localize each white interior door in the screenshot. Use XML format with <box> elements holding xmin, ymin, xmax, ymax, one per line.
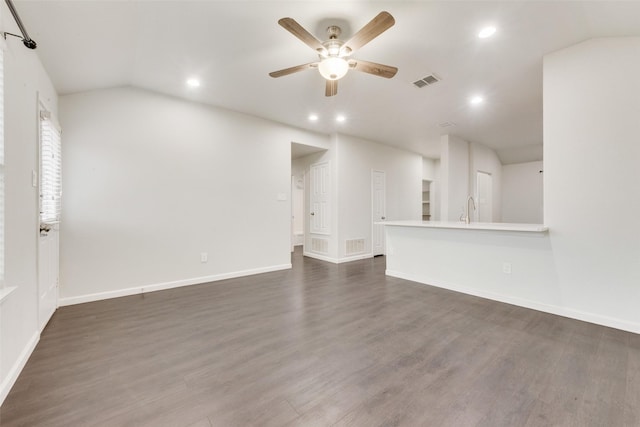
<box><xmin>372</xmin><ymin>170</ymin><xmax>386</xmax><ymax>256</ymax></box>
<box><xmin>38</xmin><ymin>108</ymin><xmax>61</xmax><ymax>331</ymax></box>
<box><xmin>310</xmin><ymin>161</ymin><xmax>330</xmax><ymax>235</ymax></box>
<box><xmin>476</xmin><ymin>171</ymin><xmax>493</xmax><ymax>222</ymax></box>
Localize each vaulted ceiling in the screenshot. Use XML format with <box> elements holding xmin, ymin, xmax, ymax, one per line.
<box><xmin>12</xmin><ymin>1</ymin><xmax>640</xmax><ymax>163</ymax></box>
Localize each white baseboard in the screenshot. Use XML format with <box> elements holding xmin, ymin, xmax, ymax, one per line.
<box><xmin>59</xmin><ymin>264</ymin><xmax>292</xmax><ymax>307</ymax></box>
<box><xmin>336</xmin><ymin>253</ymin><xmax>373</xmax><ymax>264</ymax></box>
<box><xmin>0</xmin><ymin>331</ymin><xmax>39</xmax><ymax>406</ymax></box>
<box><xmin>303</xmin><ymin>251</ymin><xmax>373</xmax><ymax>264</ymax></box>
<box><xmin>303</xmin><ymin>251</ymin><xmax>339</xmax><ymax>263</ymax></box>
<box><xmin>386</xmin><ymin>269</ymin><xmax>640</xmax><ymax>335</ymax></box>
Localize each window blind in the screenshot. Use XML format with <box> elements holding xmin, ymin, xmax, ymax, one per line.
<box><xmin>39</xmin><ymin>111</ymin><xmax>62</xmax><ymax>224</ymax></box>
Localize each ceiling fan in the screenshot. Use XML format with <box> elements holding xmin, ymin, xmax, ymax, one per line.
<box><xmin>269</xmin><ymin>11</ymin><xmax>398</xmax><ymax>97</ymax></box>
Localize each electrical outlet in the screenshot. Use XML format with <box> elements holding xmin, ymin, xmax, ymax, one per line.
<box><xmin>201</xmin><ymin>252</ymin><xmax>208</xmax><ymax>263</ymax></box>
<box><xmin>502</xmin><ymin>262</ymin><xmax>512</xmax><ymax>274</ymax></box>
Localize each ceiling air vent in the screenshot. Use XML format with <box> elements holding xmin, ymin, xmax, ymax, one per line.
<box><xmin>438</xmin><ymin>121</ymin><xmax>456</xmax><ymax>128</ymax></box>
<box><xmin>413</xmin><ymin>74</ymin><xmax>441</xmax><ymax>88</ymax></box>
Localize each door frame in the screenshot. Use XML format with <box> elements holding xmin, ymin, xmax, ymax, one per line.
<box><xmin>290</xmin><ymin>174</ymin><xmax>305</xmax><ymax>252</ymax></box>
<box><xmin>371</xmin><ymin>169</ymin><xmax>386</xmax><ymax>256</ymax></box>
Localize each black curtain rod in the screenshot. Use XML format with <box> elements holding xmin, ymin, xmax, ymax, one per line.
<box><xmin>4</xmin><ymin>0</ymin><xmax>37</xmax><ymax>49</ymax></box>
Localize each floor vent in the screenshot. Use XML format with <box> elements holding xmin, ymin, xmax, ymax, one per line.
<box><xmin>345</xmin><ymin>238</ymin><xmax>365</xmax><ymax>255</ymax></box>
<box><xmin>413</xmin><ymin>74</ymin><xmax>440</xmax><ymax>88</ymax></box>
<box><xmin>311</xmin><ymin>238</ymin><xmax>329</xmax><ymax>254</ymax></box>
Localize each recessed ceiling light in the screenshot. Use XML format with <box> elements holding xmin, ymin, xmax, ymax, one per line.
<box><xmin>308</xmin><ymin>114</ymin><xmax>319</xmax><ymax>122</ymax></box>
<box><xmin>186</xmin><ymin>78</ymin><xmax>200</xmax><ymax>88</ymax></box>
<box><xmin>470</xmin><ymin>96</ymin><xmax>484</xmax><ymax>105</ymax></box>
<box><xmin>336</xmin><ymin>115</ymin><xmax>346</xmax><ymax>123</ymax></box>
<box><xmin>478</xmin><ymin>26</ymin><xmax>496</xmax><ymax>39</ymax></box>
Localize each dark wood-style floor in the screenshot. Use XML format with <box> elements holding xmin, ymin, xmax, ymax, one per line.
<box><xmin>2</xmin><ymin>248</ymin><xmax>639</xmax><ymax>426</ymax></box>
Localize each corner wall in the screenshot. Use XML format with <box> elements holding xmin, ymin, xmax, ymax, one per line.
<box><xmin>440</xmin><ymin>135</ymin><xmax>470</xmax><ymax>221</ymax></box>
<box><xmin>544</xmin><ymin>37</ymin><xmax>640</xmax><ymax>328</ymax></box>
<box><xmin>336</xmin><ymin>134</ymin><xmax>422</xmax><ymax>259</ymax></box>
<box><xmin>59</xmin><ymin>87</ymin><xmax>328</xmax><ymax>304</ymax></box>
<box><xmin>502</xmin><ymin>161</ymin><xmax>543</xmax><ymax>223</ymax></box>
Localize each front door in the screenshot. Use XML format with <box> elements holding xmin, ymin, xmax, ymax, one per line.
<box><xmin>38</xmin><ymin>109</ymin><xmax>61</xmax><ymax>331</ymax></box>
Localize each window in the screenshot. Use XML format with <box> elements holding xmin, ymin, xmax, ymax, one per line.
<box><xmin>39</xmin><ymin>111</ymin><xmax>62</xmax><ymax>224</ymax></box>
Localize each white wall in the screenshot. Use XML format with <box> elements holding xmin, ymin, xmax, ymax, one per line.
<box><xmin>470</xmin><ymin>142</ymin><xmax>502</xmax><ymax>222</ymax></box>
<box><xmin>502</xmin><ymin>161</ymin><xmax>543</xmax><ymax>223</ymax></box>
<box><xmin>336</xmin><ymin>134</ymin><xmax>422</xmax><ymax>260</ymax></box>
<box><xmin>59</xmin><ymin>87</ymin><xmax>328</xmax><ymax>304</ymax></box>
<box><xmin>544</xmin><ymin>37</ymin><xmax>640</xmax><ymax>330</ymax></box>
<box><xmin>422</xmin><ymin>157</ymin><xmax>437</xmax><ymax>181</ymax></box>
<box><xmin>432</xmin><ymin>160</ymin><xmax>441</xmax><ymax>221</ymax></box>
<box><xmin>0</xmin><ymin>4</ymin><xmax>58</xmax><ymax>404</ymax></box>
<box><xmin>439</xmin><ymin>135</ymin><xmax>470</xmax><ymax>221</ymax></box>
<box><xmin>440</xmin><ymin>135</ymin><xmax>504</xmax><ymax>223</ymax></box>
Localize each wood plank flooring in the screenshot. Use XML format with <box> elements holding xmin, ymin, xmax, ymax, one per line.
<box><xmin>2</xmin><ymin>248</ymin><xmax>639</xmax><ymax>426</ymax></box>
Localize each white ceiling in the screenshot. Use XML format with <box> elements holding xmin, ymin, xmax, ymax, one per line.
<box><xmin>12</xmin><ymin>1</ymin><xmax>640</xmax><ymax>163</ymax></box>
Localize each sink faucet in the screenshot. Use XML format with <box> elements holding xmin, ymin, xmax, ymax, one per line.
<box><xmin>460</xmin><ymin>196</ymin><xmax>476</xmax><ymax>224</ymax></box>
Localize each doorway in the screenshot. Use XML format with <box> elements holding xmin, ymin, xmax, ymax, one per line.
<box><xmin>291</xmin><ymin>175</ymin><xmax>305</xmax><ymax>251</ymax></box>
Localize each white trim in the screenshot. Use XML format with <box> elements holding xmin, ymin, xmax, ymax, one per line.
<box><xmin>0</xmin><ymin>332</ymin><xmax>39</xmax><ymax>406</ymax></box>
<box><xmin>381</xmin><ymin>220</ymin><xmax>548</xmax><ymax>233</ymax></box>
<box><xmin>0</xmin><ymin>285</ymin><xmax>16</xmax><ymax>303</ymax></box>
<box><xmin>337</xmin><ymin>253</ymin><xmax>373</xmax><ymax>264</ymax></box>
<box><xmin>386</xmin><ymin>269</ymin><xmax>640</xmax><ymax>335</ymax></box>
<box><xmin>303</xmin><ymin>251</ymin><xmax>338</xmax><ymax>263</ymax></box>
<box><xmin>303</xmin><ymin>251</ymin><xmax>373</xmax><ymax>264</ymax></box>
<box><xmin>58</xmin><ymin>264</ymin><xmax>292</xmax><ymax>306</ymax></box>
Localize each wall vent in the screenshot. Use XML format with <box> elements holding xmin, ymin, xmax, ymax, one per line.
<box><xmin>345</xmin><ymin>238</ymin><xmax>365</xmax><ymax>256</ymax></box>
<box><xmin>311</xmin><ymin>238</ymin><xmax>329</xmax><ymax>254</ymax></box>
<box><xmin>438</xmin><ymin>121</ymin><xmax>457</xmax><ymax>128</ymax></box>
<box><xmin>413</xmin><ymin>74</ymin><xmax>441</xmax><ymax>88</ymax></box>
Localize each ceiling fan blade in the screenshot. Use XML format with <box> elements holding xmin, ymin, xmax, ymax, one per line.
<box><xmin>278</xmin><ymin>18</ymin><xmax>327</xmax><ymax>55</ymax></box>
<box><xmin>269</xmin><ymin>62</ymin><xmax>318</xmax><ymax>78</ymax></box>
<box><xmin>349</xmin><ymin>59</ymin><xmax>398</xmax><ymax>79</ymax></box>
<box><xmin>342</xmin><ymin>11</ymin><xmax>395</xmax><ymax>54</ymax></box>
<box><xmin>325</xmin><ymin>80</ymin><xmax>338</xmax><ymax>97</ymax></box>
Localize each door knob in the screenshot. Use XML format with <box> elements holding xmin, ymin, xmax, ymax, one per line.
<box><xmin>310</xmin><ymin>212</ymin><xmax>315</xmax><ymax>216</ymax></box>
<box><xmin>381</xmin><ymin>216</ymin><xmax>386</xmax><ymax>220</ymax></box>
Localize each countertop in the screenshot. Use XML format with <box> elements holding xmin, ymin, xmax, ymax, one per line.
<box><xmin>378</xmin><ymin>220</ymin><xmax>548</xmax><ymax>233</ymax></box>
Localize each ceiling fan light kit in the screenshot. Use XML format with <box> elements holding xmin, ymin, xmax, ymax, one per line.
<box><xmin>318</xmin><ymin>57</ymin><xmax>349</xmax><ymax>80</ymax></box>
<box><xmin>269</xmin><ymin>11</ymin><xmax>398</xmax><ymax>96</ymax></box>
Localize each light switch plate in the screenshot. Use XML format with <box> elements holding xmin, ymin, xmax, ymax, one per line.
<box><xmin>277</xmin><ymin>193</ymin><xmax>287</xmax><ymax>201</ymax></box>
<box><xmin>32</xmin><ymin>170</ymin><xmax>38</xmax><ymax>187</ymax></box>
